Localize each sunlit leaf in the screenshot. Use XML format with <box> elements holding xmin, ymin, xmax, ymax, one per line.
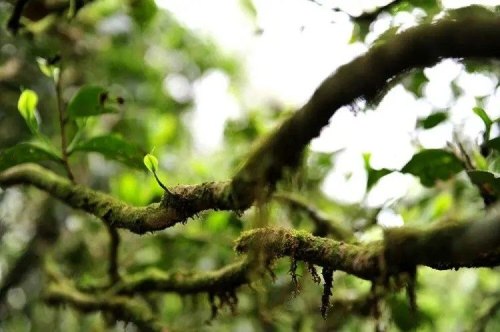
<box><xmin>0</xmin><ymin>142</ymin><xmax>61</xmax><ymax>171</ymax></box>
<box><xmin>240</xmin><ymin>0</ymin><xmax>257</xmax><ymax>19</ymax></box>
<box><xmin>69</xmin><ymin>135</ymin><xmax>144</xmax><ymax>169</ymax></box>
<box><xmin>67</xmin><ymin>85</ymin><xmax>118</xmax><ymax>118</ymax></box>
<box><xmin>144</xmin><ymin>153</ymin><xmax>159</xmax><ymax>173</ymax></box>
<box><xmin>401</xmin><ymin>149</ymin><xmax>463</xmax><ymax>187</ymax></box>
<box><xmin>17</xmin><ymin>89</ymin><xmax>39</xmax><ymax>134</ymax></box>
<box><xmin>473</xmin><ymin>107</ymin><xmax>492</xmax><ymax>128</ymax></box>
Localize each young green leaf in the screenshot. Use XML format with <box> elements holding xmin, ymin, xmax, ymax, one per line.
<box><xmin>36</xmin><ymin>57</ymin><xmax>60</xmax><ymax>81</ymax></box>
<box><xmin>69</xmin><ymin>135</ymin><xmax>144</xmax><ymax>169</ymax></box>
<box><xmin>67</xmin><ymin>85</ymin><xmax>118</xmax><ymax>118</ymax></box>
<box><xmin>144</xmin><ymin>153</ymin><xmax>159</xmax><ymax>173</ymax></box>
<box><xmin>17</xmin><ymin>89</ymin><xmax>39</xmax><ymax>134</ymax></box>
<box><xmin>401</xmin><ymin>149</ymin><xmax>463</xmax><ymax>187</ymax></box>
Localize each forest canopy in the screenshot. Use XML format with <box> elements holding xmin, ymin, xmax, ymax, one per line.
<box><xmin>2</xmin><ymin>0</ymin><xmax>500</xmax><ymax>331</ymax></box>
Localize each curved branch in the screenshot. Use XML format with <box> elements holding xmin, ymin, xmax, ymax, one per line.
<box><xmin>0</xmin><ymin>163</ymin><xmax>233</xmax><ymax>234</ymax></box>
<box><xmin>229</xmin><ymin>16</ymin><xmax>500</xmax><ymax>207</ymax></box>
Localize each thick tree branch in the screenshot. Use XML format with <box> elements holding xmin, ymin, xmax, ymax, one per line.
<box><xmin>0</xmin><ymin>163</ymin><xmax>233</xmax><ymax>234</ymax></box>
<box><xmin>235</xmin><ymin>210</ymin><xmax>500</xmax><ymax>280</ymax></box>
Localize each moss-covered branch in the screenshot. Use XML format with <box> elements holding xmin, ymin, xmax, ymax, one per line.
<box><xmin>113</xmin><ymin>259</ymin><xmax>251</xmax><ymax>295</ymax></box>
<box><xmin>235</xmin><ymin>211</ymin><xmax>500</xmax><ymax>280</ymax></box>
<box><xmin>44</xmin><ymin>280</ymin><xmax>163</xmax><ymax>332</ymax></box>
<box><xmin>0</xmin><ymin>163</ymin><xmax>233</xmax><ymax>234</ymax></box>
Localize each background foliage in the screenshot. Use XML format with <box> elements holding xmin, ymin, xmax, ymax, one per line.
<box><xmin>2</xmin><ymin>0</ymin><xmax>500</xmax><ymax>331</ymax></box>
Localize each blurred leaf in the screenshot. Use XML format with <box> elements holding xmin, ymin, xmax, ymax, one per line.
<box><xmin>402</xmin><ymin>149</ymin><xmax>463</xmax><ymax>187</ymax></box>
<box><xmin>363</xmin><ymin>154</ymin><xmax>392</xmax><ymax>190</ymax></box>
<box><xmin>350</xmin><ymin>20</ymin><xmax>370</xmax><ymax>43</ymax></box>
<box><xmin>36</xmin><ymin>57</ymin><xmax>60</xmax><ymax>80</ymax></box>
<box><xmin>0</xmin><ymin>142</ymin><xmax>61</xmax><ymax>171</ymax></box>
<box><xmin>447</xmin><ymin>5</ymin><xmax>495</xmax><ymax>19</ymax></box>
<box><xmin>467</xmin><ymin>170</ymin><xmax>500</xmax><ymax>196</ymax></box>
<box><xmin>418</xmin><ymin>112</ymin><xmax>447</xmax><ymax>129</ymax></box>
<box><xmin>129</xmin><ymin>0</ymin><xmax>158</xmax><ymax>28</ymax></box>
<box><xmin>389</xmin><ymin>296</ymin><xmax>433</xmax><ymax>331</ymax></box>
<box><xmin>408</xmin><ymin>0</ymin><xmax>440</xmax><ymax>14</ymax></box>
<box><xmin>473</xmin><ymin>107</ymin><xmax>492</xmax><ymax>130</ymax></box>
<box><xmin>240</xmin><ymin>0</ymin><xmax>257</xmax><ymax>19</ymax></box>
<box><xmin>17</xmin><ymin>89</ymin><xmax>39</xmax><ymax>134</ymax></box>
<box><xmin>144</xmin><ymin>153</ymin><xmax>159</xmax><ymax>173</ymax></box>
<box><xmin>70</xmin><ymin>135</ymin><xmax>144</xmax><ymax>169</ymax></box>
<box><xmin>402</xmin><ymin>69</ymin><xmax>428</xmax><ymax>98</ymax></box>
<box><xmin>67</xmin><ymin>85</ymin><xmax>118</xmax><ymax>119</ymax></box>
<box><xmin>486</xmin><ymin>137</ymin><xmax>500</xmax><ymax>153</ymax></box>
<box><xmin>372</xmin><ymin>26</ymin><xmax>399</xmax><ymax>46</ymax></box>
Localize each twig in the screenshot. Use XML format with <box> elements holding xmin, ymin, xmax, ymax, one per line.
<box><xmin>106</xmin><ymin>224</ymin><xmax>120</xmax><ymax>284</ymax></box>
<box><xmin>7</xmin><ymin>0</ymin><xmax>30</xmax><ymax>34</ymax></box>
<box><xmin>55</xmin><ymin>63</ymin><xmax>75</xmax><ymax>182</ymax></box>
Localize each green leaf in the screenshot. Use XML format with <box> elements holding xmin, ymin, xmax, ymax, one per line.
<box><xmin>144</xmin><ymin>153</ymin><xmax>159</xmax><ymax>173</ymax></box>
<box><xmin>67</xmin><ymin>85</ymin><xmax>118</xmax><ymax>119</ymax></box>
<box><xmin>473</xmin><ymin>107</ymin><xmax>492</xmax><ymax>129</ymax></box>
<box><xmin>36</xmin><ymin>57</ymin><xmax>60</xmax><ymax>80</ymax></box>
<box><xmin>417</xmin><ymin>112</ymin><xmax>448</xmax><ymax>129</ymax></box>
<box><xmin>486</xmin><ymin>137</ymin><xmax>500</xmax><ymax>153</ymax></box>
<box><xmin>402</xmin><ymin>69</ymin><xmax>428</xmax><ymax>98</ymax></box>
<box><xmin>17</xmin><ymin>89</ymin><xmax>39</xmax><ymax>134</ymax></box>
<box><xmin>401</xmin><ymin>149</ymin><xmax>463</xmax><ymax>187</ymax></box>
<box><xmin>69</xmin><ymin>135</ymin><xmax>144</xmax><ymax>169</ymax></box>
<box><xmin>129</xmin><ymin>0</ymin><xmax>158</xmax><ymax>28</ymax></box>
<box><xmin>240</xmin><ymin>0</ymin><xmax>257</xmax><ymax>19</ymax></box>
<box><xmin>0</xmin><ymin>142</ymin><xmax>61</xmax><ymax>171</ymax></box>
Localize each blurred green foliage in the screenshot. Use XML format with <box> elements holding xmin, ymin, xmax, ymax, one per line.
<box><xmin>2</xmin><ymin>1</ymin><xmax>500</xmax><ymax>332</ymax></box>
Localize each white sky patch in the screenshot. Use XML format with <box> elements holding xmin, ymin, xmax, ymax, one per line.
<box><xmin>321</xmin><ymin>151</ymin><xmax>367</xmax><ymax>204</ymax></box>
<box><xmin>377</xmin><ymin>208</ymin><xmax>404</xmax><ymax>228</ymax></box>
<box><xmin>188</xmin><ymin>70</ymin><xmax>240</xmax><ymax>152</ymax></box>
<box><xmin>366</xmin><ymin>173</ymin><xmax>415</xmax><ymax>207</ymax></box>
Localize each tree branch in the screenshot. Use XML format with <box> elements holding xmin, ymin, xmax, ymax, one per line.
<box><xmin>0</xmin><ymin>163</ymin><xmax>233</xmax><ymax>234</ymax></box>
<box><xmin>44</xmin><ymin>280</ymin><xmax>163</xmax><ymax>332</ymax></box>
<box><xmin>235</xmin><ymin>209</ymin><xmax>500</xmax><ymax>280</ymax></box>
<box><xmin>113</xmin><ymin>259</ymin><xmax>251</xmax><ymax>295</ymax></box>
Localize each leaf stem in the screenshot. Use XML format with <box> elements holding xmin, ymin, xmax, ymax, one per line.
<box><xmin>55</xmin><ymin>64</ymin><xmax>75</xmax><ymax>182</ymax></box>
<box><xmin>153</xmin><ymin>170</ymin><xmax>172</xmax><ymax>195</ymax></box>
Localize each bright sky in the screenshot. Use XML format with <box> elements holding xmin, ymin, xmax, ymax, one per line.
<box><xmin>156</xmin><ymin>0</ymin><xmax>500</xmax><ymax>227</ymax></box>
